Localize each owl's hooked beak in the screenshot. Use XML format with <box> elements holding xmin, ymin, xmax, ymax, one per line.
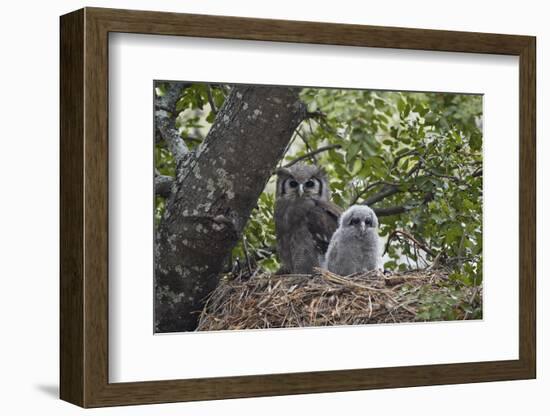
<box><xmin>360</xmin><ymin>221</ymin><xmax>367</xmax><ymax>233</ymax></box>
<box><xmin>297</xmin><ymin>184</ymin><xmax>304</xmax><ymax>197</ymax></box>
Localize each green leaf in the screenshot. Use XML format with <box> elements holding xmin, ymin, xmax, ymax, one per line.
<box><xmin>346</xmin><ymin>142</ymin><xmax>360</xmax><ymax>162</ymax></box>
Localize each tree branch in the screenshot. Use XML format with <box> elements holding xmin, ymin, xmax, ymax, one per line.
<box><xmin>373</xmin><ymin>191</ymin><xmax>433</xmax><ymax>217</ymax></box>
<box><xmin>425</xmin><ymin>168</ymin><xmax>461</xmax><ymax>183</ymax></box>
<box><xmin>374</xmin><ymin>205</ymin><xmax>411</xmax><ymax>217</ymax></box>
<box><xmin>283</xmin><ymin>144</ymin><xmax>342</xmax><ymax>168</ymax></box>
<box><xmin>391</xmin><ymin>149</ymin><xmax>419</xmax><ymax>170</ymax></box>
<box><xmin>472</xmin><ymin>168</ymin><xmax>483</xmax><ymax>178</ymax></box>
<box><xmin>363</xmin><ymin>184</ymin><xmax>401</xmax><ymax>206</ymax></box>
<box><xmin>384</xmin><ymin>229</ymin><xmax>437</xmax><ymax>258</ymax></box>
<box><xmin>155</xmin><ymin>174</ymin><xmax>174</xmax><ymax>198</ymax></box>
<box><xmin>351</xmin><ymin>181</ymin><xmax>399</xmax><ymax>205</ymax></box>
<box><xmin>296</xmin><ymin>124</ymin><xmax>319</xmax><ymax>163</ymax></box>
<box><xmin>308</xmin><ymin>110</ymin><xmax>350</xmax><ymax>143</ymax></box>
<box><xmin>154</xmin><ymin>82</ymin><xmax>190</xmax><ymax>163</ymax></box>
<box><xmin>206</xmin><ymin>85</ymin><xmax>218</xmax><ymax>114</ymax></box>
<box><xmin>155</xmin><ymin>112</ymin><xmax>188</xmax><ymax>162</ymax></box>
<box><xmin>305</xmin><ymin>110</ymin><xmax>326</xmax><ymax>119</ymax></box>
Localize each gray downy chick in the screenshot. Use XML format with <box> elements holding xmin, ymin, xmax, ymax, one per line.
<box><xmin>324</xmin><ymin>205</ymin><xmax>381</xmax><ymax>276</ymax></box>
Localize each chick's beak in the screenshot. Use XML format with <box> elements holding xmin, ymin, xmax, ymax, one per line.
<box><xmin>360</xmin><ymin>221</ymin><xmax>366</xmax><ymax>233</ymax></box>
<box><xmin>298</xmin><ymin>184</ymin><xmax>304</xmax><ymax>197</ymax></box>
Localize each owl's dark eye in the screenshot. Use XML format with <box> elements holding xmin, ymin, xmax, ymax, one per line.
<box><xmin>350</xmin><ymin>218</ymin><xmax>360</xmax><ymax>225</ymax></box>
<box><xmin>289</xmin><ymin>180</ymin><xmax>298</xmax><ymax>188</ymax></box>
<box><xmin>365</xmin><ymin>218</ymin><xmax>372</xmax><ymax>226</ymax></box>
<box><xmin>305</xmin><ymin>180</ymin><xmax>315</xmax><ymax>188</ymax></box>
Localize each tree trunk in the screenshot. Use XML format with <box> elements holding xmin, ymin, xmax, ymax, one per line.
<box><xmin>155</xmin><ymin>85</ymin><xmax>306</xmax><ymax>332</ymax></box>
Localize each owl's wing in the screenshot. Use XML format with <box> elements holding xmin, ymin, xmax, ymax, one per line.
<box><xmin>306</xmin><ymin>200</ymin><xmax>342</xmax><ymax>255</ymax></box>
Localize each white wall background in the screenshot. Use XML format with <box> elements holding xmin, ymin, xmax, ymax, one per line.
<box><xmin>0</xmin><ymin>0</ymin><xmax>545</xmax><ymax>414</ymax></box>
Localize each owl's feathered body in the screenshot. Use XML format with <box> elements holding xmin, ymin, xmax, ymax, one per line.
<box><xmin>274</xmin><ymin>163</ymin><xmax>341</xmax><ymax>274</ymax></box>
<box><xmin>325</xmin><ymin>205</ymin><xmax>381</xmax><ymax>276</ymax></box>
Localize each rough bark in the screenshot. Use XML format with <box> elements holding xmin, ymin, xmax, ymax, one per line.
<box><xmin>154</xmin><ymin>174</ymin><xmax>174</xmax><ymax>198</ymax></box>
<box><xmin>155</xmin><ymin>85</ymin><xmax>306</xmax><ymax>332</ymax></box>
<box><xmin>154</xmin><ymin>81</ymin><xmax>190</xmax><ymax>161</ymax></box>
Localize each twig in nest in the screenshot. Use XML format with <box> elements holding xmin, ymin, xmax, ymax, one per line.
<box><xmin>197</xmin><ymin>268</ymin><xmax>471</xmax><ymax>331</ymax></box>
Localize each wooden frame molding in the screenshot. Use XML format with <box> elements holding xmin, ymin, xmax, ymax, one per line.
<box><xmin>60</xmin><ymin>7</ymin><xmax>536</xmax><ymax>408</ymax></box>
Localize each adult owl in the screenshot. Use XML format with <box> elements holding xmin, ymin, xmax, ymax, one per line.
<box><xmin>274</xmin><ymin>163</ymin><xmax>342</xmax><ymax>274</ymax></box>
<box><xmin>325</xmin><ymin>205</ymin><xmax>381</xmax><ymax>276</ymax></box>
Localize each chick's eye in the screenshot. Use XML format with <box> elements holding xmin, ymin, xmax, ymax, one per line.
<box><xmin>305</xmin><ymin>180</ymin><xmax>315</xmax><ymax>188</ymax></box>
<box><xmin>289</xmin><ymin>180</ymin><xmax>298</xmax><ymax>188</ymax></box>
<box><xmin>350</xmin><ymin>218</ymin><xmax>360</xmax><ymax>225</ymax></box>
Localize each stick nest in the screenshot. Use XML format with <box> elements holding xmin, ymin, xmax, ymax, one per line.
<box><xmin>197</xmin><ymin>268</ymin><xmax>481</xmax><ymax>331</ymax></box>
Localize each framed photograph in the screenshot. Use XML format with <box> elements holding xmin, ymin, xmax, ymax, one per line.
<box><xmin>60</xmin><ymin>7</ymin><xmax>536</xmax><ymax>408</ymax></box>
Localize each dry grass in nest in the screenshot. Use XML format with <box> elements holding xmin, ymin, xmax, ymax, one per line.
<box><xmin>196</xmin><ymin>268</ymin><xmax>481</xmax><ymax>331</ymax></box>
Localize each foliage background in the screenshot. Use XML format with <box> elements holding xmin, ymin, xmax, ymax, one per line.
<box><xmin>155</xmin><ymin>83</ymin><xmax>483</xmax><ymax>320</ymax></box>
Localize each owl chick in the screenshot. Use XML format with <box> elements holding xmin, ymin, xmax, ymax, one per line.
<box><xmin>274</xmin><ymin>163</ymin><xmax>342</xmax><ymax>274</ymax></box>
<box><xmin>324</xmin><ymin>205</ymin><xmax>381</xmax><ymax>276</ymax></box>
